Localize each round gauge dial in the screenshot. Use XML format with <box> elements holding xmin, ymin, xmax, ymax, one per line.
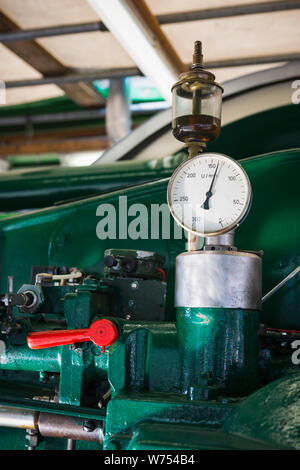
<box><xmin>167</xmin><ymin>152</ymin><xmax>252</xmax><ymax>236</ymax></box>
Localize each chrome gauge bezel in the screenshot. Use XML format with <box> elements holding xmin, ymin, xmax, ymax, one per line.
<box><xmin>167</xmin><ymin>152</ymin><xmax>252</xmax><ymax>237</ymax></box>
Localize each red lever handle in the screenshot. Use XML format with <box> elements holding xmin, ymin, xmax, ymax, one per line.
<box><xmin>27</xmin><ymin>319</ymin><xmax>118</xmax><ymax>353</ymax></box>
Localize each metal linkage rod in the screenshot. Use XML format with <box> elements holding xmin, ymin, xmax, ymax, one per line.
<box><xmin>4</xmin><ymin>68</ymin><xmax>141</xmax><ymax>88</ymax></box>
<box><xmin>157</xmin><ymin>1</ymin><xmax>300</xmax><ymax>24</ymax></box>
<box><xmin>262</xmin><ymin>265</ymin><xmax>300</xmax><ymax>303</ymax></box>
<box><xmin>0</xmin><ymin>22</ymin><xmax>107</xmax><ymax>42</ymax></box>
<box><xmin>0</xmin><ymin>406</ymin><xmax>104</xmax><ymax>444</ymax></box>
<box><xmin>4</xmin><ymin>52</ymin><xmax>300</xmax><ymax>89</ymax></box>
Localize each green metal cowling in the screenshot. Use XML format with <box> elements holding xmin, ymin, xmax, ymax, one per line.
<box><xmin>0</xmin><ymin>344</ymin><xmax>60</xmax><ymax>372</ymax></box>
<box><xmin>0</xmin><ymin>153</ymin><xmax>186</xmax><ymax>211</ymax></box>
<box><xmin>223</xmin><ymin>372</ymin><xmax>300</xmax><ymax>450</ymax></box>
<box><xmin>176</xmin><ymin>307</ymin><xmax>259</xmax><ymax>397</ymax></box>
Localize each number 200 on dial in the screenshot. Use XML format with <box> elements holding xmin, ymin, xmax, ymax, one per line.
<box><xmin>167</xmin><ymin>153</ymin><xmax>252</xmax><ymax>237</ymax></box>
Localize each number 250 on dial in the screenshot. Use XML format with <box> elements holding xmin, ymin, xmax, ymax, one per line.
<box><xmin>167</xmin><ymin>153</ymin><xmax>252</xmax><ymax>237</ymax></box>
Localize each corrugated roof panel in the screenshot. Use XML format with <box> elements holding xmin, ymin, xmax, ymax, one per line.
<box><xmin>163</xmin><ymin>10</ymin><xmax>300</xmax><ymax>63</ymax></box>
<box><xmin>37</xmin><ymin>32</ymin><xmax>135</xmax><ymax>69</ymax></box>
<box><xmin>0</xmin><ymin>43</ymin><xmax>63</xmax><ymax>105</ymax></box>
<box><xmin>0</xmin><ymin>0</ymin><xmax>99</xmax><ymax>28</ymax></box>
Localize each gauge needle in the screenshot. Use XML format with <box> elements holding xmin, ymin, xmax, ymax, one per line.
<box><xmin>201</xmin><ymin>162</ymin><xmax>219</xmax><ymax>210</ymax></box>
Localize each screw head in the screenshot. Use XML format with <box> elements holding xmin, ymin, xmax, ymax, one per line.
<box><xmin>83</xmin><ymin>420</ymin><xmax>96</xmax><ymax>432</ymax></box>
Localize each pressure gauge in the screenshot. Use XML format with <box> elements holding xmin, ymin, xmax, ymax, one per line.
<box><xmin>167</xmin><ymin>153</ymin><xmax>252</xmax><ymax>237</ymax></box>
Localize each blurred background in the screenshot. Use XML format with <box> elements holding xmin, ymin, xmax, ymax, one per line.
<box><xmin>0</xmin><ymin>0</ymin><xmax>299</xmax><ymax>170</ymax></box>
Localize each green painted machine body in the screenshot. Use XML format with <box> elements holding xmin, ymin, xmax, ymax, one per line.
<box><xmin>0</xmin><ymin>153</ymin><xmax>186</xmax><ymax>211</ymax></box>
<box><xmin>0</xmin><ymin>149</ymin><xmax>299</xmax><ymax>327</ymax></box>
<box><xmin>0</xmin><ymin>147</ymin><xmax>299</xmax><ymax>450</ymax></box>
<box><xmin>176</xmin><ymin>307</ymin><xmax>259</xmax><ymax>398</ymax></box>
<box><xmin>2</xmin><ymin>314</ymin><xmax>297</xmax><ymax>450</ymax></box>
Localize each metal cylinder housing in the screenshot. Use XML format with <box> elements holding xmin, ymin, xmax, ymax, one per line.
<box><xmin>175</xmin><ymin>250</ymin><xmax>262</xmax><ymax>310</ymax></box>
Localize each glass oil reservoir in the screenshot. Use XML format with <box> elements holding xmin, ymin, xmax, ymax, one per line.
<box><xmin>172</xmin><ymin>41</ymin><xmax>223</xmax><ymax>145</ymax></box>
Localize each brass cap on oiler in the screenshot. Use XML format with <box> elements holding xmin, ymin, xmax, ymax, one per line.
<box><xmin>171</xmin><ymin>41</ymin><xmax>224</xmax><ymax>152</ymax></box>
<box><xmin>172</xmin><ymin>41</ymin><xmax>222</xmax><ymax>92</ymax></box>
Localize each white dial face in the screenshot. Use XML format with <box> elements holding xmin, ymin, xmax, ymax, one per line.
<box><xmin>167</xmin><ymin>153</ymin><xmax>252</xmax><ymax>236</ymax></box>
